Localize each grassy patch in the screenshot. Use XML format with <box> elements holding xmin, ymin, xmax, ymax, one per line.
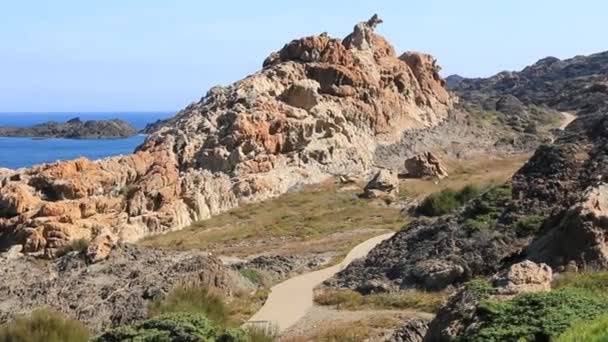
<box><xmin>147</xmin><ymin>286</ymin><xmax>231</xmax><ymax>326</ymax></box>
<box><xmin>228</xmin><ymin>288</ymin><xmax>271</xmax><ymax>324</ymax></box>
<box><xmin>140</xmin><ymin>183</ymin><xmax>404</xmax><ymax>255</ymax></box>
<box><xmin>314</xmin><ymin>316</ymin><xmax>400</xmax><ymax>342</ymax></box>
<box><xmin>55</xmin><ymin>239</ymin><xmax>89</xmax><ymax>258</ymax></box>
<box><xmin>417</xmin><ymin>185</ymin><xmax>482</xmax><ymax>217</ymax></box>
<box><xmin>239</xmin><ymin>268</ymin><xmax>265</xmax><ymax>286</ymax></box>
<box><xmin>314</xmin><ymin>289</ymin><xmax>447</xmax><ymax>313</ymax></box>
<box><xmin>0</xmin><ymin>308</ymin><xmax>90</xmax><ymax>342</ymax></box>
<box><xmin>553</xmin><ymin>271</ymin><xmax>608</xmax><ymax>296</ymax></box>
<box><xmin>557</xmin><ymin>314</ymin><xmax>608</xmax><ymax>342</ymax></box>
<box><xmin>244</xmin><ymin>325</ymin><xmax>279</xmax><ymax>342</ymax></box>
<box><xmin>465</xmin><ymin>288</ymin><xmax>608</xmax><ymax>341</ymax></box>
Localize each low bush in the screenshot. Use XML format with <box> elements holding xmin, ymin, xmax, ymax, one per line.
<box><xmin>239</xmin><ymin>268</ymin><xmax>265</xmax><ymax>286</ymax></box>
<box><xmin>55</xmin><ymin>238</ymin><xmax>89</xmax><ymax>258</ymax></box>
<box><xmin>0</xmin><ymin>308</ymin><xmax>90</xmax><ymax>342</ymax></box>
<box><xmin>94</xmin><ymin>312</ymin><xmax>246</xmax><ymax>342</ymax></box>
<box><xmin>464</xmin><ymin>288</ymin><xmax>608</xmax><ymax>341</ymax></box>
<box><xmin>417</xmin><ymin>185</ymin><xmax>482</xmax><ymax>217</ymax></box>
<box><xmin>515</xmin><ymin>215</ymin><xmax>545</xmax><ymax>237</ymax></box>
<box><xmin>147</xmin><ymin>286</ymin><xmax>231</xmax><ymax>326</ymax></box>
<box><xmin>462</xmin><ymin>184</ymin><xmax>512</xmax><ymax>233</ymax></box>
<box><xmin>464</xmin><ymin>279</ymin><xmax>494</xmax><ymax>300</ymax></box>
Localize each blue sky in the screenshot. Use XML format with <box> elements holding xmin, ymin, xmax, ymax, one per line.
<box><xmin>1</xmin><ymin>0</ymin><xmax>606</xmax><ymax>112</ymax></box>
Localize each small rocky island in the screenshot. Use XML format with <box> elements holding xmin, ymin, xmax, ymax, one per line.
<box><xmin>0</xmin><ymin>117</ymin><xmax>138</xmax><ymax>139</ymax></box>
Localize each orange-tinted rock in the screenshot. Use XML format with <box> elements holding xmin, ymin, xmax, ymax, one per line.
<box><xmin>0</xmin><ymin>15</ymin><xmax>455</xmax><ymax>255</ymax></box>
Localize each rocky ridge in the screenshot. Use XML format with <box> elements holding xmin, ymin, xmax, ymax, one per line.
<box><xmin>0</xmin><ymin>117</ymin><xmax>138</xmax><ymax>139</ymax></box>
<box><xmin>0</xmin><ymin>15</ymin><xmax>455</xmax><ymax>256</ymax></box>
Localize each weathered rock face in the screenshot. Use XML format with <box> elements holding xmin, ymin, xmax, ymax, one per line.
<box><xmin>515</xmin><ymin>113</ymin><xmax>608</xmax><ymax>270</ymax></box>
<box><xmin>362</xmin><ymin>169</ymin><xmax>399</xmax><ymax>200</ymax></box>
<box><xmin>491</xmin><ymin>260</ymin><xmax>552</xmax><ymax>298</ymax></box>
<box><xmin>387</xmin><ymin>318</ymin><xmax>431</xmax><ymax>342</ymax></box>
<box><xmin>0</xmin><ymin>15</ymin><xmax>454</xmax><ymax>255</ymax></box>
<box><xmin>0</xmin><ymin>244</ymin><xmax>245</xmax><ymax>332</ymax></box>
<box><xmin>404</xmin><ymin>152</ymin><xmax>448</xmax><ymax>179</ymax></box>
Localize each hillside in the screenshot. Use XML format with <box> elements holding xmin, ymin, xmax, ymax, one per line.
<box><xmin>325</xmin><ymin>50</ymin><xmax>608</xmax><ymax>340</ymax></box>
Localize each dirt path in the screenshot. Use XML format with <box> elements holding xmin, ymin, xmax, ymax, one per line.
<box><xmin>245</xmin><ymin>232</ymin><xmax>395</xmax><ymax>332</ymax></box>
<box><xmin>560</xmin><ymin>112</ymin><xmax>576</xmax><ymax>129</ymax></box>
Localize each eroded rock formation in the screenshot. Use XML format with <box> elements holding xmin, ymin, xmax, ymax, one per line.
<box><xmin>0</xmin><ymin>15</ymin><xmax>454</xmax><ymax>256</ymax></box>
<box><xmin>404</xmin><ymin>152</ymin><xmax>448</xmax><ymax>179</ymax></box>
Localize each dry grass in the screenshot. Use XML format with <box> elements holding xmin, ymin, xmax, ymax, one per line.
<box><xmin>140</xmin><ymin>154</ymin><xmax>530</xmax><ymax>257</ymax></box>
<box><xmin>140</xmin><ymin>182</ymin><xmax>404</xmax><ymax>256</ymax></box>
<box><xmin>399</xmin><ymin>153</ymin><xmax>530</xmax><ymax>200</ymax></box>
<box><xmin>314</xmin><ymin>289</ymin><xmax>448</xmax><ymax>313</ymax></box>
<box><xmin>313</xmin><ymin>316</ymin><xmax>402</xmax><ymax>342</ymax></box>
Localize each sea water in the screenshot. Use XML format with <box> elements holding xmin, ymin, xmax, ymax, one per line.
<box><xmin>0</xmin><ymin>112</ymin><xmax>173</xmax><ymax>169</ymax></box>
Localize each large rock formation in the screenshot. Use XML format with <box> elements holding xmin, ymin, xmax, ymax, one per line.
<box><xmin>0</xmin><ymin>16</ymin><xmax>454</xmax><ymax>255</ymax></box>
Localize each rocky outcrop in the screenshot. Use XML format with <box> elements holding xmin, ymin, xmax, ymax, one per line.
<box><xmin>0</xmin><ymin>244</ymin><xmax>245</xmax><ymax>332</ymax></box>
<box><xmin>362</xmin><ymin>169</ymin><xmax>399</xmax><ymax>200</ymax></box>
<box><xmin>491</xmin><ymin>260</ymin><xmax>552</xmax><ymax>298</ymax></box>
<box><xmin>0</xmin><ymin>15</ymin><xmax>454</xmax><ymax>255</ymax></box>
<box><xmin>0</xmin><ymin>117</ymin><xmax>138</xmax><ymax>139</ymax></box>
<box><xmin>387</xmin><ymin>318</ymin><xmax>431</xmax><ymax>342</ymax></box>
<box><xmin>404</xmin><ymin>152</ymin><xmax>448</xmax><ymax>179</ymax></box>
<box><xmin>325</xmin><ymin>184</ymin><xmax>526</xmax><ymax>292</ymax></box>
<box><xmin>423</xmin><ymin>261</ymin><xmax>553</xmax><ymax>341</ymax></box>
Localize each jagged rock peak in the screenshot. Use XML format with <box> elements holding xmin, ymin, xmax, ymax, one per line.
<box><xmin>1</xmin><ymin>16</ymin><xmax>454</xmax><ymax>256</ymax></box>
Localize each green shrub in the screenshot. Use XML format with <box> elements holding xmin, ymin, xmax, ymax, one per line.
<box><xmin>556</xmin><ymin>314</ymin><xmax>608</xmax><ymax>342</ymax></box>
<box><xmin>95</xmin><ymin>312</ymin><xmax>247</xmax><ymax>342</ymax></box>
<box><xmin>462</xmin><ymin>184</ymin><xmax>512</xmax><ymax>233</ymax></box>
<box><xmin>417</xmin><ymin>185</ymin><xmax>482</xmax><ymax>217</ymax></box>
<box><xmin>55</xmin><ymin>239</ymin><xmax>89</xmax><ymax>258</ymax></box>
<box><xmin>464</xmin><ymin>288</ymin><xmax>608</xmax><ymax>341</ymax></box>
<box><xmin>147</xmin><ymin>286</ymin><xmax>231</xmax><ymax>326</ymax></box>
<box><xmin>239</xmin><ymin>268</ymin><xmax>263</xmax><ymax>285</ymax></box>
<box><xmin>0</xmin><ymin>308</ymin><xmax>90</xmax><ymax>342</ymax></box>
<box><xmin>515</xmin><ymin>215</ymin><xmax>545</xmax><ymax>237</ymax></box>
<box><xmin>464</xmin><ymin>279</ymin><xmax>494</xmax><ymax>300</ymax></box>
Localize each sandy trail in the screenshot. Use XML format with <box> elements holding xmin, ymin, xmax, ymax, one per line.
<box><xmin>560</xmin><ymin>112</ymin><xmax>576</xmax><ymax>129</ymax></box>
<box><xmin>245</xmin><ymin>232</ymin><xmax>395</xmax><ymax>332</ymax></box>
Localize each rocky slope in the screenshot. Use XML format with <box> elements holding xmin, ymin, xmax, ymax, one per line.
<box><xmin>0</xmin><ymin>15</ymin><xmax>458</xmax><ymax>256</ymax></box>
<box><xmin>327</xmin><ymin>50</ymin><xmax>608</xmax><ymax>295</ymax></box>
<box><xmin>0</xmin><ymin>117</ymin><xmax>138</xmax><ymax>139</ymax></box>
<box><xmin>448</xmin><ymin>51</ymin><xmax>608</xmax><ymax>133</ymax></box>
<box><xmin>0</xmin><ymin>244</ymin><xmax>246</xmax><ymax>333</ymax></box>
